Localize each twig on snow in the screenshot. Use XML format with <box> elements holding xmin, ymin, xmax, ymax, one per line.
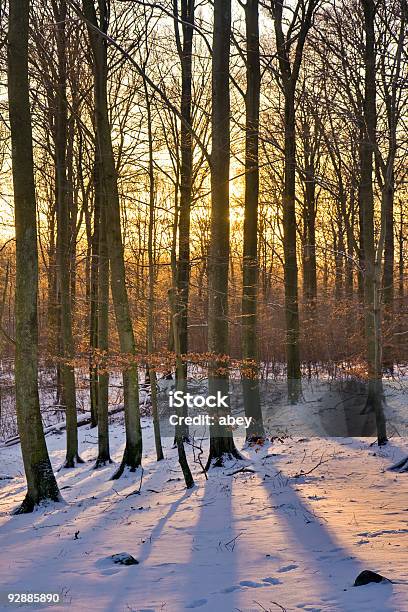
<box><xmin>227</xmin><ymin>467</ymin><xmax>255</xmax><ymax>476</ymax></box>
<box><xmin>126</xmin><ymin>467</ymin><xmax>144</xmax><ymax>497</ymax></box>
<box><xmin>291</xmin><ymin>454</ymin><xmax>330</xmax><ymax>478</ymax></box>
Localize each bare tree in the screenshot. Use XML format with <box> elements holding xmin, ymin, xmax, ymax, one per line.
<box><xmin>174</xmin><ymin>0</ymin><xmax>195</xmax><ymax>377</ymax></box>
<box><xmin>144</xmin><ymin>62</ymin><xmax>164</xmax><ymax>462</ymax></box>
<box><xmin>52</xmin><ymin>0</ymin><xmax>83</xmax><ymax>468</ymax></box>
<box><xmin>94</xmin><ymin>151</ymin><xmax>111</xmax><ymax>467</ymax></box>
<box><xmin>82</xmin><ymin>0</ymin><xmax>143</xmax><ymax>477</ymax></box>
<box><xmin>360</xmin><ymin>0</ymin><xmax>387</xmax><ymax>444</ymax></box>
<box><xmin>206</xmin><ymin>0</ymin><xmax>241</xmax><ymax>468</ymax></box>
<box><xmin>270</xmin><ymin>0</ymin><xmax>319</xmax><ymax>401</ymax></box>
<box><xmin>8</xmin><ymin>0</ymin><xmax>61</xmax><ymax>512</ymax></box>
<box><xmin>376</xmin><ymin>0</ymin><xmax>407</xmax><ymax>371</ymax></box>
<box><xmin>242</xmin><ymin>0</ymin><xmax>264</xmax><ymax>441</ymax></box>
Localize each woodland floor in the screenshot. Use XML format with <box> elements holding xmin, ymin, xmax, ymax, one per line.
<box><xmin>1</xmin><ymin>408</ymin><xmax>408</xmax><ymax>612</ymax></box>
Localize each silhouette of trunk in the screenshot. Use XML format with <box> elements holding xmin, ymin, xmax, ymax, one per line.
<box><xmin>357</xmin><ymin>126</ymin><xmax>366</xmax><ymax>304</ymax></box>
<box><xmin>360</xmin><ymin>0</ymin><xmax>387</xmax><ymax>445</ymax></box>
<box><xmin>83</xmin><ymin>0</ymin><xmax>142</xmax><ymax>476</ymax></box>
<box><xmin>382</xmin><ymin>181</ymin><xmax>394</xmax><ymax>371</ymax></box>
<box><xmin>169</xmin><ymin>288</ymin><xmax>195</xmax><ymax>488</ymax></box>
<box><xmin>95</xmin><ymin>157</ymin><xmax>111</xmax><ymax>467</ymax></box>
<box><xmin>379</xmin><ymin>7</ymin><xmax>405</xmax><ymax>371</ymax></box>
<box><xmin>334</xmin><ymin>221</ymin><xmax>345</xmax><ymax>301</ymax></box>
<box><xmin>8</xmin><ymin>0</ymin><xmax>60</xmax><ymax>512</ymax></box>
<box><xmin>242</xmin><ymin>0</ymin><xmax>264</xmax><ymax>442</ymax></box>
<box><xmin>53</xmin><ymin>0</ymin><xmax>82</xmax><ymax>468</ymax></box>
<box><xmin>47</xmin><ymin>207</ymin><xmax>62</xmax><ymax>403</ymax></box>
<box><xmin>272</xmin><ymin>0</ymin><xmax>317</xmax><ymax>401</ymax></box>
<box><xmin>345</xmin><ymin>193</ymin><xmax>355</xmax><ymax>298</ymax></box>
<box><xmin>398</xmin><ymin>207</ymin><xmax>404</xmax><ymax>301</ymax></box>
<box><xmin>174</xmin><ymin>0</ymin><xmax>195</xmax><ymax>361</ymax></box>
<box><xmin>173</xmin><ymin>0</ymin><xmax>195</xmax><ymax>438</ymax></box>
<box><xmin>397</xmin><ymin>206</ymin><xmax>405</xmax><ymax>355</ymax></box>
<box><xmin>206</xmin><ymin>0</ymin><xmax>241</xmax><ymax>468</ymax></box>
<box><xmin>89</xmin><ymin>154</ymin><xmax>100</xmax><ymax>429</ymax></box>
<box><xmin>302</xmin><ymin>128</ymin><xmax>317</xmax><ymax>312</ymax></box>
<box><xmin>282</xmin><ymin>84</ymin><xmax>303</xmax><ymax>402</ymax></box>
<box><xmin>169</xmin><ymin>170</ymin><xmax>194</xmax><ymax>487</ymax></box>
<box><xmin>144</xmin><ymin>77</ymin><xmax>163</xmax><ymax>462</ymax></box>
<box><xmin>46</xmin><ymin>208</ymin><xmax>58</xmax><ymax>361</ymax></box>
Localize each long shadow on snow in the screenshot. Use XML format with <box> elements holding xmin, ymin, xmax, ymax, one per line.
<box><xmin>259</xmin><ymin>455</ymin><xmax>395</xmax><ymax>611</ymax></box>
<box><xmin>179</xmin><ymin>471</ymin><xmax>239</xmax><ymax>612</ymax></box>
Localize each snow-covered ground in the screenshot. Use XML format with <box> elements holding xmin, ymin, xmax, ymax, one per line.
<box><xmin>1</xmin><ymin>414</ymin><xmax>408</xmax><ymax>612</ymax></box>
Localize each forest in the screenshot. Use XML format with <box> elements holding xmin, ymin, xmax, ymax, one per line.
<box><xmin>0</xmin><ymin>0</ymin><xmax>407</xmax><ymax>610</ymax></box>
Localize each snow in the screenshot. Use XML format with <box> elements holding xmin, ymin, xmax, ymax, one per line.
<box><xmin>1</xmin><ymin>415</ymin><xmax>408</xmax><ymax>611</ymax></box>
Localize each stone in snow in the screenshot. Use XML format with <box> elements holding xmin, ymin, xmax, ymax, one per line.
<box><xmin>354</xmin><ymin>570</ymin><xmax>390</xmax><ymax>586</ymax></box>
<box><xmin>111</xmin><ymin>552</ymin><xmax>139</xmax><ymax>566</ymax></box>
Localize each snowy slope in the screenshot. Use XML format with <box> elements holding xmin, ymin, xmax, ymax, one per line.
<box><xmin>1</xmin><ymin>417</ymin><xmax>408</xmax><ymax>611</ymax></box>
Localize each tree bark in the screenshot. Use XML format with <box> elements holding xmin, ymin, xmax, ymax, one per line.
<box><xmin>282</xmin><ymin>87</ymin><xmax>301</xmax><ymax>400</ymax></box>
<box><xmin>272</xmin><ymin>0</ymin><xmax>317</xmax><ymax>401</ymax></box>
<box><xmin>378</xmin><ymin>4</ymin><xmax>405</xmax><ymax>371</ymax></box>
<box><xmin>169</xmin><ymin>288</ymin><xmax>195</xmax><ymax>488</ymax></box>
<box><xmin>8</xmin><ymin>0</ymin><xmax>61</xmax><ymax>512</ymax></box>
<box><xmin>173</xmin><ymin>0</ymin><xmax>195</xmax><ymax>439</ymax></box>
<box><xmin>206</xmin><ymin>0</ymin><xmax>241</xmax><ymax>468</ymax></box>
<box><xmin>145</xmin><ymin>76</ymin><xmax>164</xmax><ymax>462</ymax></box>
<box><xmin>94</xmin><ymin>160</ymin><xmax>111</xmax><ymax>467</ymax></box>
<box><xmin>360</xmin><ymin>0</ymin><xmax>387</xmax><ymax>445</ymax></box>
<box><xmin>398</xmin><ymin>206</ymin><xmax>404</xmax><ymax>301</ymax></box>
<box><xmin>83</xmin><ymin>0</ymin><xmax>142</xmax><ymax>476</ymax></box>
<box><xmin>242</xmin><ymin>0</ymin><xmax>264</xmax><ymax>442</ymax></box>
<box><xmin>301</xmin><ymin>124</ymin><xmax>317</xmax><ymax>311</ymax></box>
<box><xmin>53</xmin><ymin>0</ymin><xmax>82</xmax><ymax>468</ymax></box>
<box><xmin>169</xmin><ymin>173</ymin><xmax>194</xmax><ymax>487</ymax></box>
<box><xmin>46</xmin><ymin>207</ymin><xmax>58</xmax><ymax>362</ymax></box>
<box><xmin>89</xmin><ymin>154</ymin><xmax>101</xmax><ymax>429</ymax></box>
<box><xmin>357</xmin><ymin>128</ymin><xmax>366</xmax><ymax>304</ymax></box>
<box><xmin>175</xmin><ymin>0</ymin><xmax>195</xmax><ymax>361</ymax></box>
<box><xmin>382</xmin><ymin>180</ymin><xmax>394</xmax><ymax>371</ymax></box>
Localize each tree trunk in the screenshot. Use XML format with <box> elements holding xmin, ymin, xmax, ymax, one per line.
<box><xmin>382</xmin><ymin>180</ymin><xmax>394</xmax><ymax>371</ymax></box>
<box><xmin>175</xmin><ymin>0</ymin><xmax>195</xmax><ymax>361</ymax></box>
<box><xmin>83</xmin><ymin>0</ymin><xmax>142</xmax><ymax>477</ymax></box>
<box><xmin>302</xmin><ymin>145</ymin><xmax>317</xmax><ymax>312</ymax></box>
<box><xmin>8</xmin><ymin>0</ymin><xmax>61</xmax><ymax>512</ymax></box>
<box><xmin>145</xmin><ymin>77</ymin><xmax>164</xmax><ymax>462</ymax></box>
<box><xmin>345</xmin><ymin>197</ymin><xmax>355</xmax><ymax>298</ymax></box>
<box><xmin>53</xmin><ymin>0</ymin><xmax>82</xmax><ymax>468</ymax></box>
<box><xmin>272</xmin><ymin>0</ymin><xmax>315</xmax><ymax>401</ymax></box>
<box><xmin>357</xmin><ymin>134</ymin><xmax>366</xmax><ymax>304</ymax></box>
<box><xmin>67</xmin><ymin>115</ymin><xmax>77</xmax><ymax>313</ymax></box>
<box><xmin>169</xmin><ymin>287</ymin><xmax>195</xmax><ymax>488</ymax></box>
<box><xmin>46</xmin><ymin>209</ymin><xmax>58</xmax><ymax>361</ymax></box>
<box><xmin>206</xmin><ymin>0</ymin><xmax>241</xmax><ymax>468</ymax></box>
<box><xmin>283</xmin><ymin>88</ymin><xmax>301</xmax><ymax>401</ymax></box>
<box><xmin>334</xmin><ymin>222</ymin><xmax>344</xmax><ymax>301</ymax></box>
<box><xmin>379</xmin><ymin>4</ymin><xmax>404</xmax><ymax>371</ymax></box>
<box><xmin>398</xmin><ymin>206</ymin><xmax>404</xmax><ymax>301</ymax></box>
<box><xmin>173</xmin><ymin>0</ymin><xmax>195</xmax><ymax>439</ymax></box>
<box><xmin>94</xmin><ymin>164</ymin><xmax>111</xmax><ymax>467</ymax></box>
<box><xmin>360</xmin><ymin>0</ymin><xmax>387</xmax><ymax>445</ymax></box>
<box><xmin>169</xmin><ymin>170</ymin><xmax>194</xmax><ymax>487</ymax></box>
<box><xmin>242</xmin><ymin>0</ymin><xmax>264</xmax><ymax>442</ymax></box>
<box><xmin>397</xmin><ymin>205</ymin><xmax>405</xmax><ymax>357</ymax></box>
<box><xmin>89</xmin><ymin>154</ymin><xmax>101</xmax><ymax>429</ymax></box>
